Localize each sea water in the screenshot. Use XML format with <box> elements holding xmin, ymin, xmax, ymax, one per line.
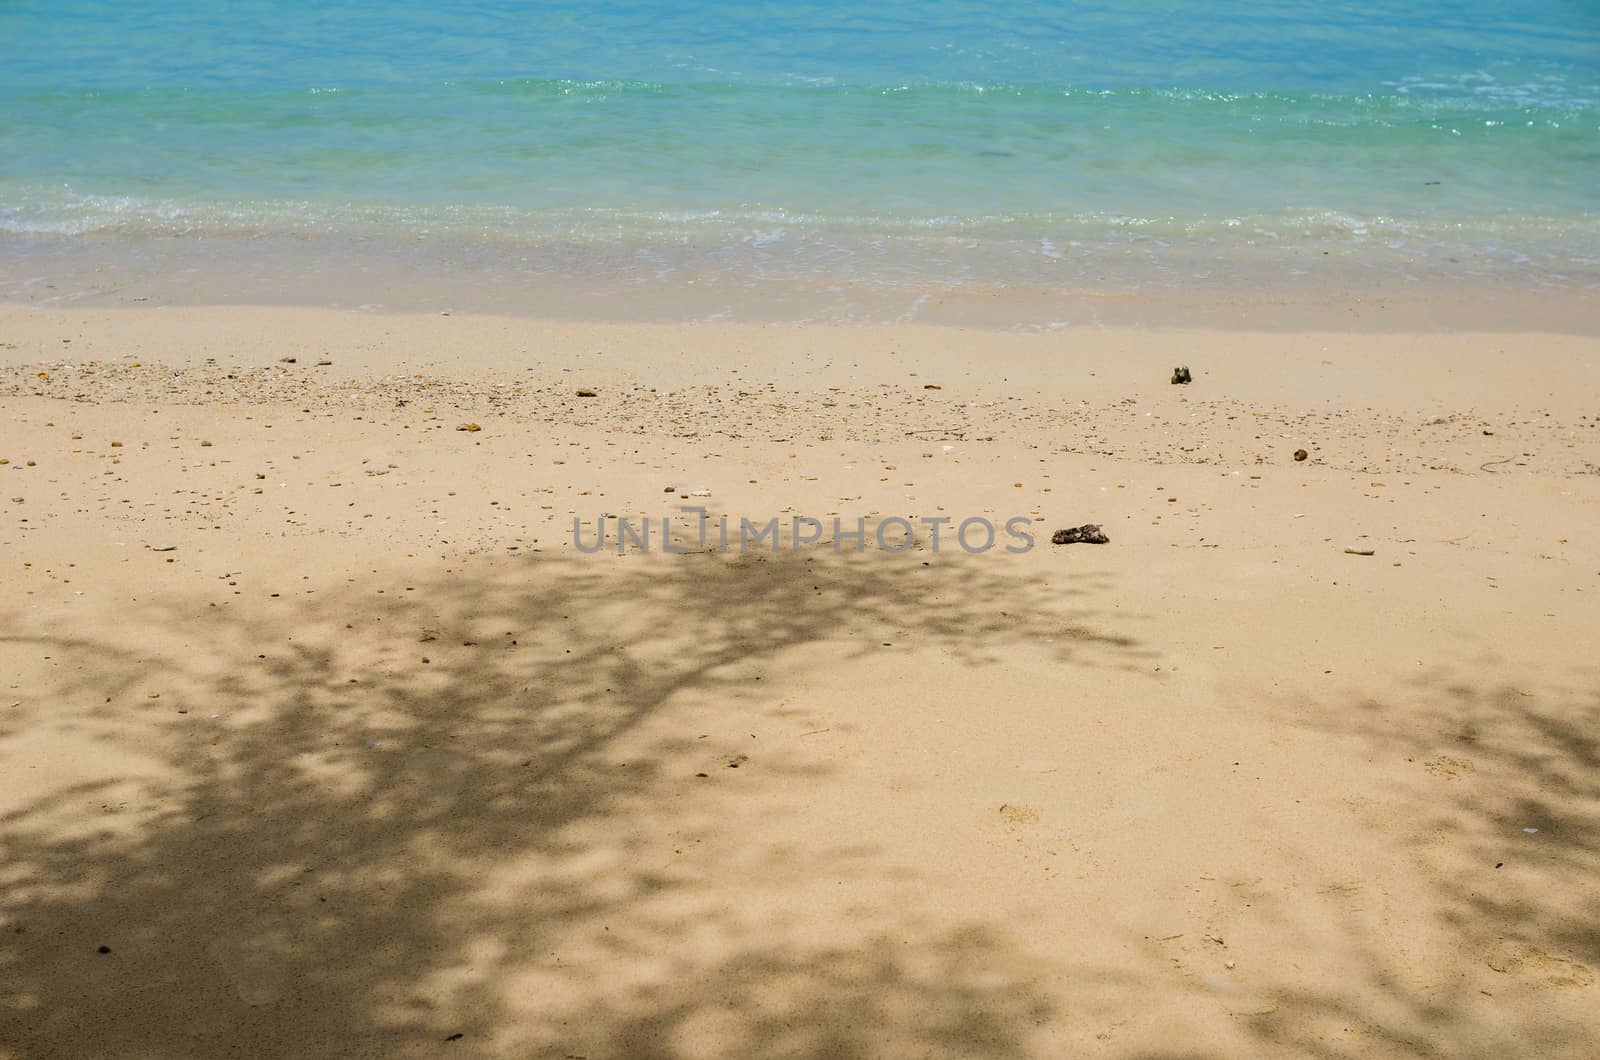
<box><xmin>2</xmin><ymin>0</ymin><xmax>1596</xmax><ymax>324</ymax></box>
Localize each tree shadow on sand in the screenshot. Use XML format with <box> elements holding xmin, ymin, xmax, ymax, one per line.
<box><xmin>1223</xmin><ymin>669</ymin><xmax>1600</xmax><ymax>1058</ymax></box>
<box><xmin>0</xmin><ymin>545</ymin><xmax>1147</xmax><ymax>1058</ymax></box>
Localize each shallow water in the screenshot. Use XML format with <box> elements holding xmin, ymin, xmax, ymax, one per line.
<box><xmin>2</xmin><ymin>0</ymin><xmax>1597</xmax><ymax>320</ymax></box>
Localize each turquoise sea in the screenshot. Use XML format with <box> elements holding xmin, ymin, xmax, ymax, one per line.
<box><xmin>2</xmin><ymin>1</ymin><xmax>1597</xmax><ymax>323</ymax></box>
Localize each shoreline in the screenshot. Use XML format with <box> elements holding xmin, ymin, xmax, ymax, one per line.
<box><xmin>5</xmin><ymin>232</ymin><xmax>1599</xmax><ymax>335</ymax></box>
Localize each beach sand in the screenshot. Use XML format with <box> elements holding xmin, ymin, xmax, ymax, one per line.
<box><xmin>2</xmin><ymin>305</ymin><xmax>1598</xmax><ymax>1057</ymax></box>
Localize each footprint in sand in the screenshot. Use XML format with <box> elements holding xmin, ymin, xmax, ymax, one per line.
<box><xmin>998</xmin><ymin>803</ymin><xmax>1039</xmax><ymax>826</ymax></box>
<box><xmin>1486</xmin><ymin>943</ymin><xmax>1594</xmax><ymax>989</ymax></box>
<box><xmin>208</xmin><ymin>933</ymin><xmax>292</xmax><ymax>1006</ymax></box>
<box><xmin>1423</xmin><ymin>755</ymin><xmax>1474</xmax><ymax>778</ymax></box>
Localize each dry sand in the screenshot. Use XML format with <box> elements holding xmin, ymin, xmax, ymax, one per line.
<box><xmin>1</xmin><ymin>305</ymin><xmax>1598</xmax><ymax>1058</ymax></box>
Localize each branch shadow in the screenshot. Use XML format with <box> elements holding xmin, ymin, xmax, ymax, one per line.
<box><xmin>0</xmin><ymin>545</ymin><xmax>1148</xmax><ymax>1058</ymax></box>
<box><xmin>1226</xmin><ymin>668</ymin><xmax>1600</xmax><ymax>1057</ymax></box>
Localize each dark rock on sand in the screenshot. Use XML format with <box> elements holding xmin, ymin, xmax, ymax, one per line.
<box><xmin>1052</xmin><ymin>524</ymin><xmax>1109</xmax><ymax>545</ymax></box>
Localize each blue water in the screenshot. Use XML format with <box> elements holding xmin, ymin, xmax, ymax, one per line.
<box><xmin>2</xmin><ymin>1</ymin><xmax>1598</xmax><ymax>317</ymax></box>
